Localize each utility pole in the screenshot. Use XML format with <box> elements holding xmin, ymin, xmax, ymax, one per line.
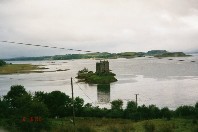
<box><xmin>135</xmin><ymin>94</ymin><xmax>139</xmax><ymax>108</ymax></box>
<box><xmin>71</xmin><ymin>77</ymin><xmax>75</xmax><ymax>127</ymax></box>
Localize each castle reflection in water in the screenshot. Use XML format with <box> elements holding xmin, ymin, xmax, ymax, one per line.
<box><xmin>97</xmin><ymin>84</ymin><xmax>110</xmax><ymax>103</ymax></box>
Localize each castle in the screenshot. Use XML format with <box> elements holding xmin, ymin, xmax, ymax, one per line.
<box><xmin>96</xmin><ymin>60</ymin><xmax>109</xmax><ymax>73</ymax></box>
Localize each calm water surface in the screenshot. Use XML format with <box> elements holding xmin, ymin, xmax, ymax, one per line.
<box><xmin>0</xmin><ymin>56</ymin><xmax>198</xmax><ymax>109</ymax></box>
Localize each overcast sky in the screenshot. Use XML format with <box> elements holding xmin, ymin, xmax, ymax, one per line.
<box><xmin>0</xmin><ymin>0</ymin><xmax>198</xmax><ymax>58</ymax></box>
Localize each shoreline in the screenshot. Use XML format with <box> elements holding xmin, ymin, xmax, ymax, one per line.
<box><xmin>3</xmin><ymin>51</ymin><xmax>192</xmax><ymax>61</ymax></box>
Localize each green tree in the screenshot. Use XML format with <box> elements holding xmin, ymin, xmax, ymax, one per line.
<box><xmin>195</xmin><ymin>102</ymin><xmax>198</xmax><ymax>109</ymax></box>
<box><xmin>161</xmin><ymin>107</ymin><xmax>171</xmax><ymax>120</ymax></box>
<box><xmin>111</xmin><ymin>99</ymin><xmax>123</xmax><ymax>110</ymax></box>
<box><xmin>0</xmin><ymin>99</ymin><xmax>10</xmax><ymax>118</ymax></box>
<box><xmin>176</xmin><ymin>105</ymin><xmax>196</xmax><ymax>117</ymax></box>
<box><xmin>148</xmin><ymin>105</ymin><xmax>160</xmax><ymax>119</ymax></box>
<box><xmin>124</xmin><ymin>101</ymin><xmax>137</xmax><ymax>119</ymax></box>
<box><xmin>3</xmin><ymin>85</ymin><xmax>50</xmax><ymax>131</ymax></box>
<box><xmin>74</xmin><ymin>97</ymin><xmax>84</xmax><ymax>116</ymax></box>
<box><xmin>195</xmin><ymin>102</ymin><xmax>198</xmax><ymax>118</ymax></box>
<box><xmin>15</xmin><ymin>96</ymin><xmax>50</xmax><ymax>131</ymax></box>
<box><xmin>30</xmin><ymin>100</ymin><xmax>49</xmax><ymax>117</ymax></box>
<box><xmin>14</xmin><ymin>93</ymin><xmax>32</xmax><ymax>116</ymax></box>
<box><xmin>126</xmin><ymin>101</ymin><xmax>136</xmax><ymax>111</ymax></box>
<box><xmin>33</xmin><ymin>91</ymin><xmax>47</xmax><ymax>103</ymax></box>
<box><xmin>4</xmin><ymin>85</ymin><xmax>28</xmax><ymax>108</ymax></box>
<box><xmin>82</xmin><ymin>103</ymin><xmax>94</xmax><ymax>117</ymax></box>
<box><xmin>109</xmin><ymin>100</ymin><xmax>124</xmax><ymax>118</ymax></box>
<box><xmin>0</xmin><ymin>59</ymin><xmax>6</xmax><ymax>66</ymax></box>
<box><xmin>44</xmin><ymin>91</ymin><xmax>72</xmax><ymax>117</ymax></box>
<box><xmin>137</xmin><ymin>105</ymin><xmax>150</xmax><ymax>120</ymax></box>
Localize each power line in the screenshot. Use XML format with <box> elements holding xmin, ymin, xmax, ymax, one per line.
<box><xmin>0</xmin><ymin>40</ymin><xmax>100</xmax><ymax>54</ymax></box>
<box><xmin>70</xmin><ymin>78</ymin><xmax>75</xmax><ymax>127</ymax></box>
<box><xmin>73</xmin><ymin>78</ymin><xmax>97</xmax><ymax>107</ymax></box>
<box><xmin>1</xmin><ymin>40</ymin><xmax>102</xmax><ymax>107</ymax></box>
<box><xmin>140</xmin><ymin>94</ymin><xmax>152</xmax><ymax>102</ymax></box>
<box><xmin>135</xmin><ymin>94</ymin><xmax>139</xmax><ymax>108</ymax></box>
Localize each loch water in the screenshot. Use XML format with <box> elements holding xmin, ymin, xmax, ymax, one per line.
<box><xmin>0</xmin><ymin>56</ymin><xmax>198</xmax><ymax>109</ymax></box>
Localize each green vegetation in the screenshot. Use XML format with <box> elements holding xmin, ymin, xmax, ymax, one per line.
<box><xmin>49</xmin><ymin>118</ymin><xmax>198</xmax><ymax>132</ymax></box>
<box><xmin>0</xmin><ymin>59</ymin><xmax>6</xmax><ymax>66</ymax></box>
<box><xmin>155</xmin><ymin>52</ymin><xmax>191</xmax><ymax>57</ymax></box>
<box><xmin>5</xmin><ymin>56</ymin><xmax>52</xmax><ymax>61</ymax></box>
<box><xmin>146</xmin><ymin>50</ymin><xmax>168</xmax><ymax>56</ymax></box>
<box><xmin>146</xmin><ymin>50</ymin><xmax>190</xmax><ymax>57</ymax></box>
<box><xmin>2</xmin><ymin>117</ymin><xmax>197</xmax><ymax>132</ymax></box>
<box><xmin>76</xmin><ymin>68</ymin><xmax>117</xmax><ymax>84</ymax></box>
<box><xmin>117</xmin><ymin>52</ymin><xmax>145</xmax><ymax>58</ymax></box>
<box><xmin>5</xmin><ymin>50</ymin><xmax>191</xmax><ymax>61</ymax></box>
<box><xmin>0</xmin><ymin>85</ymin><xmax>198</xmax><ymax>131</ymax></box>
<box><xmin>53</xmin><ymin>52</ymin><xmax>118</xmax><ymax>60</ymax></box>
<box><xmin>0</xmin><ymin>64</ymin><xmax>42</xmax><ymax>74</ymax></box>
<box><xmin>5</xmin><ymin>53</ymin><xmax>117</xmax><ymax>61</ymax></box>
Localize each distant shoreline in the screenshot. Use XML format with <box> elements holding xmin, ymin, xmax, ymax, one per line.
<box><xmin>3</xmin><ymin>50</ymin><xmax>192</xmax><ymax>61</ymax></box>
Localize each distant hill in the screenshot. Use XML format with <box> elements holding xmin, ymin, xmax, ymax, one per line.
<box><xmin>4</xmin><ymin>50</ymin><xmax>191</xmax><ymax>61</ymax></box>
<box><xmin>146</xmin><ymin>50</ymin><xmax>168</xmax><ymax>56</ymax></box>
<box><xmin>154</xmin><ymin>52</ymin><xmax>191</xmax><ymax>57</ymax></box>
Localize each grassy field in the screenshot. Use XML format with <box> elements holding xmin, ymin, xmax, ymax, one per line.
<box><xmin>0</xmin><ymin>64</ymin><xmax>42</xmax><ymax>74</ymax></box>
<box><xmin>50</xmin><ymin>117</ymin><xmax>198</xmax><ymax>132</ymax></box>
<box><xmin>0</xmin><ymin>117</ymin><xmax>197</xmax><ymax>131</ymax></box>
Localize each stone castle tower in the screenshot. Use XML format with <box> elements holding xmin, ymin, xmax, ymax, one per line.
<box><xmin>96</xmin><ymin>60</ymin><xmax>109</xmax><ymax>73</ymax></box>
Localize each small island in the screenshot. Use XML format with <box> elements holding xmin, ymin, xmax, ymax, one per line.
<box><xmin>76</xmin><ymin>60</ymin><xmax>117</xmax><ymax>84</ymax></box>
<box><xmin>151</xmin><ymin>50</ymin><xmax>191</xmax><ymax>57</ymax></box>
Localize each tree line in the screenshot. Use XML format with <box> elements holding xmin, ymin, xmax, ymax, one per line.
<box><xmin>0</xmin><ymin>85</ymin><xmax>197</xmax><ymax>131</ymax></box>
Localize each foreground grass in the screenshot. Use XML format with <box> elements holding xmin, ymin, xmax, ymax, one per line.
<box><xmin>0</xmin><ymin>64</ymin><xmax>42</xmax><ymax>74</ymax></box>
<box><xmin>1</xmin><ymin>117</ymin><xmax>197</xmax><ymax>131</ymax></box>
<box><xmin>50</xmin><ymin>117</ymin><xmax>198</xmax><ymax>132</ymax></box>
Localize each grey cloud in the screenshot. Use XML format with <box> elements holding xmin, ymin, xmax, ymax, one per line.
<box><xmin>0</xmin><ymin>0</ymin><xmax>198</xmax><ymax>58</ymax></box>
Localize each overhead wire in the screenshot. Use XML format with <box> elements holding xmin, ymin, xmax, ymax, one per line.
<box><xmin>1</xmin><ymin>40</ymin><xmax>102</xmax><ymax>106</ymax></box>
<box><xmin>73</xmin><ymin>78</ymin><xmax>97</xmax><ymax>107</ymax></box>
<box><xmin>1</xmin><ymin>40</ymin><xmax>156</xmax><ymax>107</ymax></box>
<box><xmin>140</xmin><ymin>94</ymin><xmax>152</xmax><ymax>102</ymax></box>
<box><xmin>0</xmin><ymin>40</ymin><xmax>100</xmax><ymax>54</ymax></box>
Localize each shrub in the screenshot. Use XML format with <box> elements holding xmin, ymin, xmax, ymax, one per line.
<box><xmin>0</xmin><ymin>59</ymin><xmax>6</xmax><ymax>66</ymax></box>
<box><xmin>161</xmin><ymin>107</ymin><xmax>171</xmax><ymax>120</ymax></box>
<box><xmin>159</xmin><ymin>124</ymin><xmax>174</xmax><ymax>132</ymax></box>
<box><xmin>176</xmin><ymin>105</ymin><xmax>196</xmax><ymax>117</ymax></box>
<box><xmin>3</xmin><ymin>85</ymin><xmax>28</xmax><ymax>109</ymax></box>
<box><xmin>121</xmin><ymin>124</ymin><xmax>135</xmax><ymax>132</ymax></box>
<box><xmin>44</xmin><ymin>91</ymin><xmax>72</xmax><ymax>117</ymax></box>
<box><xmin>143</xmin><ymin>121</ymin><xmax>155</xmax><ymax>132</ymax></box>
<box><xmin>77</xmin><ymin>124</ymin><xmax>96</xmax><ymax>132</ymax></box>
<box><xmin>111</xmin><ymin>100</ymin><xmax>123</xmax><ymax>110</ymax></box>
<box><xmin>0</xmin><ymin>99</ymin><xmax>10</xmax><ymax>118</ymax></box>
<box><xmin>107</xmin><ymin>125</ymin><xmax>120</xmax><ymax>132</ymax></box>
